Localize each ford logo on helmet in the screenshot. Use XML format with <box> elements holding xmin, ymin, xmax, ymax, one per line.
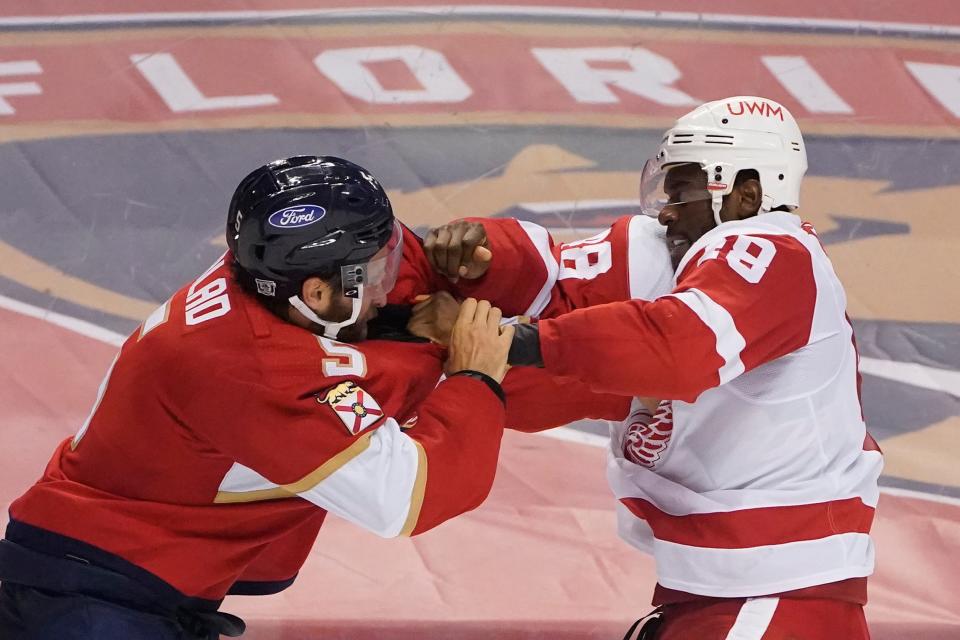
<box><xmin>268</xmin><ymin>205</ymin><xmax>326</xmax><ymax>229</ymax></box>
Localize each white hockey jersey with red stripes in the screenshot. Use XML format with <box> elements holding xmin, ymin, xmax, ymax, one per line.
<box><xmin>459</xmin><ymin>212</ymin><xmax>882</xmax><ymax>599</ymax></box>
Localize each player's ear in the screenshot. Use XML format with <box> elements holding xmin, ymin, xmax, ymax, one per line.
<box><xmin>300</xmin><ymin>276</ymin><xmax>332</xmax><ymax>313</ymax></box>
<box><xmin>736</xmin><ymin>178</ymin><xmax>763</xmax><ymax>219</ymax></box>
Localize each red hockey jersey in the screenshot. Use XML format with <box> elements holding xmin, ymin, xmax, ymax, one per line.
<box><xmin>10</xmin><ymin>247</ymin><xmax>508</xmax><ymax>600</ymax></box>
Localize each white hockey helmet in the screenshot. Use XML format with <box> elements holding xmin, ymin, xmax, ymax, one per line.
<box><xmin>639</xmin><ymin>96</ymin><xmax>807</xmax><ymax>225</ymax></box>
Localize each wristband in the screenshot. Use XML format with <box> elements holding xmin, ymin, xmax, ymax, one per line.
<box><xmin>450</xmin><ymin>369</ymin><xmax>506</xmax><ymax>405</ymax></box>
<box><xmin>507</xmin><ymin>323</ymin><xmax>544</xmax><ymax>367</ymax></box>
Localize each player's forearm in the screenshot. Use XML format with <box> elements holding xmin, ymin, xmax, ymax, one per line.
<box><xmin>402</xmin><ymin>373</ymin><xmax>506</xmax><ymax>535</ymax></box>
<box><xmin>500</xmin><ymin>365</ymin><xmax>632</xmax><ymax>432</ymax></box>
<box><xmin>278</xmin><ymin>374</ymin><xmax>504</xmax><ymax>540</ymax></box>
<box><xmin>508</xmin><ymin>301</ymin><xmax>722</xmax><ymax>402</ymax></box>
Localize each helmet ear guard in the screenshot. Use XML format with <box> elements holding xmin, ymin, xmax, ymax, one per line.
<box><xmin>341</xmin><ymin>263</ymin><xmax>366</xmax><ymax>299</ymax></box>
<box><xmin>704</xmin><ymin>161</ymin><xmax>734</xmax><ymax>226</ymax></box>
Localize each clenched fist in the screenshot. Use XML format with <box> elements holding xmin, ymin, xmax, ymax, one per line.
<box><xmin>407</xmin><ymin>291</ymin><xmax>461</xmax><ymax>346</ymax></box>
<box><xmin>423</xmin><ymin>221</ymin><xmax>492</xmax><ymax>282</ymax></box>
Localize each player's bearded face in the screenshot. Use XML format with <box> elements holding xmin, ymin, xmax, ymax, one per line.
<box><xmin>660</xmin><ymin>164</ymin><xmax>720</xmax><ymax>268</ymax></box>
<box><xmin>307</xmin><ymin>235</ymin><xmax>398</xmax><ymax>342</ymax></box>
<box><xmin>319</xmin><ymin>290</ymin><xmax>381</xmax><ymax>342</ymax></box>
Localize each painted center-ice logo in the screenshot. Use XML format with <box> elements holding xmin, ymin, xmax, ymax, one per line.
<box><xmin>268</xmin><ymin>205</ymin><xmax>326</xmax><ymax>229</ymax></box>
<box><xmin>623</xmin><ymin>401</ymin><xmax>674</xmax><ymax>469</ymax></box>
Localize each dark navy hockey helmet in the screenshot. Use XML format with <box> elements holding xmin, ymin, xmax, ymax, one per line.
<box><xmin>227</xmin><ymin>155</ymin><xmax>401</xmax><ymax>303</ymax></box>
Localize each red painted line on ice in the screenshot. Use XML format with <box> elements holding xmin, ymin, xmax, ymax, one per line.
<box><xmin>6</xmin><ymin>1</ymin><xmax>960</xmax><ymax>27</ymax></box>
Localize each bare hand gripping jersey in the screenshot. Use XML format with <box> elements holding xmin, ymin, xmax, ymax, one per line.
<box><xmin>457</xmin><ymin>212</ymin><xmax>882</xmax><ymax>602</ymax></box>
<box><xmin>9</xmin><ymin>241</ymin><xmax>506</xmax><ymax>600</ymax></box>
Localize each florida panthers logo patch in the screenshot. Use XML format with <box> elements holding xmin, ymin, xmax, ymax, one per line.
<box><xmin>319</xmin><ymin>381</ymin><xmax>385</xmax><ymax>435</ymax></box>
<box><xmin>623</xmin><ymin>401</ymin><xmax>674</xmax><ymax>469</ymax></box>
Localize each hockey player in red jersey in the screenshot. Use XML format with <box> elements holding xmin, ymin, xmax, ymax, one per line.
<box><xmin>0</xmin><ymin>156</ymin><xmax>517</xmax><ymax>639</ymax></box>
<box><xmin>419</xmin><ymin>97</ymin><xmax>881</xmax><ymax>639</ymax></box>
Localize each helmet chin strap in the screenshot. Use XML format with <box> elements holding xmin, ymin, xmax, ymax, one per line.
<box><xmin>711</xmin><ymin>193</ymin><xmax>724</xmax><ymax>226</ymax></box>
<box><xmin>287</xmin><ymin>284</ymin><xmax>364</xmax><ymax>340</ymax></box>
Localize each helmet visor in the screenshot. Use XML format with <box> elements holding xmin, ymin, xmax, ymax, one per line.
<box><xmin>367</xmin><ymin>220</ymin><xmax>404</xmax><ymax>295</ymax></box>
<box><xmin>341</xmin><ymin>220</ymin><xmax>404</xmax><ymax>299</ymax></box>
<box><xmin>638</xmin><ymin>159</ymin><xmax>713</xmax><ymax>218</ymax></box>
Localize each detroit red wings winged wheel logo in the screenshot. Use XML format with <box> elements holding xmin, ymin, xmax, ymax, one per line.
<box><xmin>319</xmin><ymin>381</ymin><xmax>385</xmax><ymax>435</ymax></box>
<box><xmin>623</xmin><ymin>401</ymin><xmax>674</xmax><ymax>468</ymax></box>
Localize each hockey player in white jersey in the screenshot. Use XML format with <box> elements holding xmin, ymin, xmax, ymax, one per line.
<box><xmin>418</xmin><ymin>97</ymin><xmax>882</xmax><ymax>639</ymax></box>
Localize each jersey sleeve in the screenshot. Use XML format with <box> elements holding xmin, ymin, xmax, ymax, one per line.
<box><xmin>388</xmin><ymin>223</ymin><xmax>452</xmax><ymax>305</ymax></box>
<box><xmin>536</xmin><ymin>232</ymin><xmax>818</xmax><ymax>402</ymax></box>
<box><xmin>500</xmin><ymin>366</ymin><xmax>631</xmax><ymax>432</ymax></box>
<box><xmin>169</xmin><ymin>362</ymin><xmax>504</xmax><ymax>539</ymax></box>
<box><xmin>454</xmin><ymin>215</ymin><xmax>674</xmax><ymax>318</ymax></box>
